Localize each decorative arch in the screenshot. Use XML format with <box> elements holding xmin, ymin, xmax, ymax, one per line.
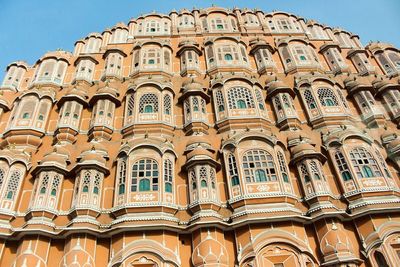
<box><xmin>239</xmin><ymin>229</ymin><xmax>318</xmax><ymax>266</ymax></box>
<box><xmin>109</xmin><ymin>239</ymin><xmax>180</xmax><ymax>267</ymax></box>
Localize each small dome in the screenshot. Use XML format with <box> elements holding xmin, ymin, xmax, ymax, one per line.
<box><xmin>182</xmin><ymin>78</ymin><xmax>204</xmax><ymax>92</ymax></box>
<box><xmin>80</xmin><ymin>152</ymin><xmax>107</xmax><ymax>165</ymax></box>
<box><xmin>267</xmin><ymin>79</ymin><xmax>289</xmax><ymax>91</ymax></box>
<box><xmin>113</xmin><ymin>22</ymin><xmax>128</xmax><ymax>30</ymax></box>
<box><xmin>80</xmin><ymin>142</ymin><xmax>108</xmax><ymax>155</ymax></box>
<box><xmin>388</xmin><ymin>138</ymin><xmax>400</xmax><ymax>150</ymax></box>
<box><xmin>291</xmin><ymin>143</ymin><xmax>315</xmax><ymax>155</ymax></box>
<box><xmin>86</xmin><ymin>32</ymin><xmax>102</xmax><ymax>39</ymax></box>
<box><xmin>39</xmin><ymin>146</ymin><xmax>70</xmax><ymax>168</ymax></box>
<box><xmin>187</xmin><ymin>146</ymin><xmax>213</xmax><ymax>159</ymax></box>
<box><xmin>287</xmin><ymin>132</ymin><xmax>302</xmax><ymax>143</ymax></box>
<box><xmin>320</xmin><ymin>227</ymin><xmax>353</xmax><ymax>257</ymax></box>
<box><xmin>40</xmin><ymin>50</ymin><xmax>72</xmax><ymax>63</ymax></box>
<box><xmin>97</xmin><ymin>84</ymin><xmax>119</xmax><ymax>98</ymax></box>
<box><xmin>67</xmin><ymin>86</ymin><xmax>88</xmax><ymax>99</ymax></box>
<box><xmin>186</xmin><ymin>135</ymin><xmax>211</xmax><ymax>147</ymax></box>
<box><xmin>192</xmin><ymin>238</ymin><xmax>228</xmax><ymax>266</ymax></box>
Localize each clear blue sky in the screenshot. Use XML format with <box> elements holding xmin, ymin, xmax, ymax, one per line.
<box><xmin>0</xmin><ymin>0</ymin><xmax>399</xmax><ymax>79</ymax></box>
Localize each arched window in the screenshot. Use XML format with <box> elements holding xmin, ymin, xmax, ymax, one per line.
<box><xmin>93</xmin><ymin>173</ymin><xmax>101</xmax><ymax>194</ymax></box>
<box><xmin>193</xmin><ymin>97</ymin><xmax>199</xmax><ymax>111</ymax></box>
<box><xmin>374</xmin><ymin>251</ymin><xmax>389</xmax><ymax>267</ymax></box>
<box><xmin>131</xmin><ymin>159</ymin><xmax>158</xmax><ymax>192</ymax></box>
<box><xmin>164</xmin><ymin>159</ymin><xmax>173</xmax><ymax>193</ymax></box>
<box><xmin>126</xmin><ymin>94</ymin><xmax>134</xmax><ymax>116</ymax></box>
<box><xmin>317</xmin><ymin>88</ymin><xmax>339</xmax><ymax>107</ymax></box>
<box><xmin>237</xmin><ymin>99</ymin><xmax>246</xmax><ymax>109</ymax></box>
<box><xmin>82</xmin><ymin>171</ymin><xmax>90</xmax><ymax>193</ymax></box>
<box><xmin>215</xmin><ymin>90</ymin><xmax>225</xmax><ymax>112</ymax></box>
<box><xmin>310</xmin><ymin>161</ymin><xmax>324</xmax><ymax>180</ymax></box>
<box><xmin>303</xmin><ymin>90</ymin><xmax>317</xmax><ymax>109</ymax></box>
<box><xmin>139</xmin><ymin>93</ymin><xmax>158</xmax><ymax>113</ymax></box>
<box><xmin>200</xmin><ymin>167</ymin><xmax>208</xmax><ymax>187</ymax></box>
<box><xmin>224</xmin><ymin>54</ymin><xmax>233</xmax><ymax>60</ymax></box>
<box><xmin>201</xmin><ymin>99</ymin><xmax>206</xmax><ymax>113</ymax></box>
<box><xmin>227</xmin><ymin>87</ymin><xmax>255</xmax><ymax>109</ymax></box>
<box><xmin>118</xmin><ymin>158</ymin><xmax>127</xmax><ymax>195</ymax></box>
<box><xmin>277</xmin><ymin>151</ymin><xmax>290</xmax><ymax>183</ymax></box>
<box><xmin>349</xmin><ymin>147</ymin><xmax>382</xmax><ymax>178</ymax></box>
<box><xmin>255</xmin><ymin>89</ymin><xmax>265</xmax><ymax>110</ymax></box>
<box><xmin>5</xmin><ymin>170</ymin><xmax>21</xmax><ymax>200</ymax></box>
<box><xmin>39</xmin><ymin>174</ymin><xmax>50</xmax><ymax>194</ymax></box>
<box><xmin>228</xmin><ymin>154</ymin><xmax>239</xmax><ymax>186</ymax></box>
<box><xmin>300</xmin><ymin>163</ymin><xmax>311</xmax><ymax>183</ymax></box>
<box><xmin>334</xmin><ymin>151</ymin><xmax>352</xmax><ymax>181</ymax></box>
<box><xmin>242</xmin><ymin>150</ymin><xmax>277</xmax><ymax>182</ymax></box>
<box><xmin>374</xmin><ymin>149</ymin><xmax>392</xmax><ymax>178</ymax></box>
<box><xmin>51</xmin><ymin>175</ymin><xmax>60</xmax><ymax>196</ymax></box>
<box><xmin>0</xmin><ymin>168</ymin><xmax>4</xmax><ymax>189</ymax></box>
<box><xmin>19</xmin><ymin>100</ymin><xmax>36</xmax><ymax>119</ymax></box>
<box><xmin>190</xmin><ymin>171</ymin><xmax>197</xmax><ymax>190</ymax></box>
<box><xmin>163</xmin><ymin>94</ymin><xmax>172</xmax><ymax>115</ymax></box>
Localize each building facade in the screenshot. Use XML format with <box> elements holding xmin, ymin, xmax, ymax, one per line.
<box><xmin>0</xmin><ymin>6</ymin><xmax>400</xmax><ymax>267</ymax></box>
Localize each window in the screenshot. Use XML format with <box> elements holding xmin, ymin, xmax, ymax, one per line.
<box><xmin>131</xmin><ymin>159</ymin><xmax>158</xmax><ymax>192</ymax></box>
<box><xmin>237</xmin><ymin>99</ymin><xmax>246</xmax><ymax>109</ymax></box>
<box><xmin>193</xmin><ymin>97</ymin><xmax>199</xmax><ymax>112</ymax></box>
<box><xmin>50</xmin><ymin>175</ymin><xmax>60</xmax><ymax>197</ymax></box>
<box><xmin>224</xmin><ymin>54</ymin><xmax>233</xmax><ymax>60</ymax></box>
<box><xmin>118</xmin><ymin>158</ymin><xmax>127</xmax><ymax>195</ymax></box>
<box><xmin>215</xmin><ymin>90</ymin><xmax>225</xmax><ymax>112</ymax></box>
<box><xmin>200</xmin><ymin>167</ymin><xmax>208</xmax><ymax>188</ymax></box>
<box><xmin>126</xmin><ymin>94</ymin><xmax>135</xmax><ymax>117</ymax></box>
<box><xmin>164</xmin><ymin>159</ymin><xmax>173</xmax><ymax>193</ymax></box>
<box><xmin>82</xmin><ymin>171</ymin><xmax>90</xmax><ymax>193</ymax></box>
<box><xmin>228</xmin><ymin>154</ymin><xmax>239</xmax><ymax>186</ymax></box>
<box><xmin>374</xmin><ymin>251</ymin><xmax>389</xmax><ymax>267</ymax></box>
<box><xmin>255</xmin><ymin>89</ymin><xmax>265</xmax><ymax>110</ymax></box>
<box><xmin>163</xmin><ymin>94</ymin><xmax>172</xmax><ymax>115</ymax></box>
<box><xmin>300</xmin><ymin>163</ymin><xmax>311</xmax><ymax>183</ymax></box>
<box><xmin>277</xmin><ymin>151</ymin><xmax>290</xmax><ymax>183</ymax></box>
<box><xmin>349</xmin><ymin>147</ymin><xmax>382</xmax><ymax>178</ymax></box>
<box><xmin>310</xmin><ymin>161</ymin><xmax>324</xmax><ymax>181</ymax></box>
<box><xmin>39</xmin><ymin>174</ymin><xmax>49</xmax><ymax>194</ymax></box>
<box><xmin>242</xmin><ymin>149</ymin><xmax>277</xmax><ymax>182</ymax></box>
<box><xmin>217</xmin><ymin>45</ymin><xmax>239</xmax><ymax>63</ymax></box>
<box><xmin>139</xmin><ymin>93</ymin><xmax>158</xmax><ymax>113</ymax></box>
<box><xmin>5</xmin><ymin>170</ymin><xmax>21</xmax><ymax>200</ymax></box>
<box><xmin>303</xmin><ymin>90</ymin><xmax>317</xmax><ymax>109</ymax></box>
<box><xmin>335</xmin><ymin>151</ymin><xmax>352</xmax><ymax>181</ymax></box>
<box><xmin>227</xmin><ymin>87</ymin><xmax>255</xmax><ymax>109</ymax></box>
<box><xmin>93</xmin><ymin>173</ymin><xmax>100</xmax><ymax>195</ymax></box>
<box><xmin>317</xmin><ymin>88</ymin><xmax>339</xmax><ymax>107</ymax></box>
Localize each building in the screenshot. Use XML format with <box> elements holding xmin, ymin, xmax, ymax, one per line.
<box><xmin>0</xmin><ymin>6</ymin><xmax>400</xmax><ymax>267</ymax></box>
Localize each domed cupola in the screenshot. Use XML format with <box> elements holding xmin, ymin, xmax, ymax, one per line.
<box><xmin>183</xmin><ymin>135</ymin><xmax>221</xmax><ymax>220</ymax></box>
<box><xmin>26</xmin><ymin>146</ymin><xmax>71</xmax><ymax>225</ymax></box>
<box><xmin>177</xmin><ymin>39</ymin><xmax>202</xmax><ymax>76</ymax></box>
<box><xmin>55</xmin><ymin>85</ymin><xmax>89</xmax><ymax>144</ymax></box>
<box><xmin>88</xmin><ymin>81</ymin><xmax>121</xmax><ymax>141</ymax></box>
<box><xmin>69</xmin><ymin>141</ymin><xmax>110</xmax><ymax>225</ymax></box>
<box><xmin>372</xmin><ymin>75</ymin><xmax>400</xmax><ymax>126</ymax></box>
<box><xmin>249</xmin><ymin>37</ymin><xmax>276</xmax><ymax>75</ymax></box>
<box><xmin>288</xmin><ymin>133</ymin><xmax>337</xmax><ymax>217</ymax></box>
<box><xmin>265</xmin><ymin>75</ymin><xmax>300</xmax><ymax>130</ymax></box>
<box><xmin>179</xmin><ymin>78</ymin><xmax>210</xmax><ymax>135</ymax></box>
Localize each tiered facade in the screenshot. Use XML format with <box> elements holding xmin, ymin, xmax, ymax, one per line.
<box><xmin>0</xmin><ymin>6</ymin><xmax>400</xmax><ymax>267</ymax></box>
